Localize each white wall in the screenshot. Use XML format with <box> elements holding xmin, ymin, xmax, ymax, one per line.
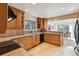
<box><xmin>24</xmin><ymin>12</ymin><xmax>37</xmax><ymax>22</ymax></box>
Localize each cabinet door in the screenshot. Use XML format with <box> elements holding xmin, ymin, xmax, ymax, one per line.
<box><xmin>44</xmin><ymin>33</ymin><xmax>61</xmax><ymax>46</ymax></box>
<box><xmin>33</xmin><ymin>34</ymin><xmax>40</xmax><ymax>46</ymax></box>
<box><xmin>7</xmin><ymin>6</ymin><xmax>24</xmax><ymax>29</ymax></box>
<box><xmin>15</xmin><ymin>36</ymin><xmax>34</xmax><ymax>50</ymax></box>
<box><xmin>0</xmin><ymin>3</ymin><xmax>7</xmax><ymax>33</ymax></box>
<box><xmin>50</xmin><ymin>34</ymin><xmax>61</xmax><ymax>45</ymax></box>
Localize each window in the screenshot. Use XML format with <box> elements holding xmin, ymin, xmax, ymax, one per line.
<box><xmin>58</xmin><ymin>25</ymin><xmax>69</xmax><ymax>33</ymax></box>
<box><xmin>24</xmin><ymin>20</ymin><xmax>36</xmax><ymax>31</ymax></box>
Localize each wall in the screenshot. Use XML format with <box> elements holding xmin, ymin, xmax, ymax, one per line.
<box><xmin>24</xmin><ymin>12</ymin><xmax>37</xmax><ymax>22</ymax></box>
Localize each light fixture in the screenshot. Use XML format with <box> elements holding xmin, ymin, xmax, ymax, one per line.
<box><xmin>25</xmin><ymin>10</ymin><xmax>28</xmax><ymax>12</ymax></box>
<box><xmin>32</xmin><ymin>3</ymin><xmax>36</xmax><ymax>5</ymax></box>
<box><xmin>61</xmin><ymin>8</ymin><xmax>66</xmax><ymax>10</ymax></box>
<box><xmin>33</xmin><ymin>14</ymin><xmax>36</xmax><ymax>16</ymax></box>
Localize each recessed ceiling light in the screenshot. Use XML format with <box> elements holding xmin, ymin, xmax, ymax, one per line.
<box><xmin>61</xmin><ymin>8</ymin><xmax>66</xmax><ymax>10</ymax></box>
<box><xmin>25</xmin><ymin>10</ymin><xmax>28</xmax><ymax>12</ymax></box>
<box><xmin>32</xmin><ymin>3</ymin><xmax>36</xmax><ymax>5</ymax></box>
<box><xmin>32</xmin><ymin>14</ymin><xmax>36</xmax><ymax>16</ymax></box>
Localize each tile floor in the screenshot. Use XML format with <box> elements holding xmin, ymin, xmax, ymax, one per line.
<box><xmin>28</xmin><ymin>39</ymin><xmax>77</xmax><ymax>56</ymax></box>
<box><xmin>2</xmin><ymin>38</ymin><xmax>77</xmax><ymax>56</ymax></box>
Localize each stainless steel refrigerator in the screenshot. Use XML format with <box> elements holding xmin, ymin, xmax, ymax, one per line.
<box><xmin>74</xmin><ymin>20</ymin><xmax>79</xmax><ymax>56</ymax></box>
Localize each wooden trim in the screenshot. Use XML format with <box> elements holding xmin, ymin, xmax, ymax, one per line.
<box><xmin>48</xmin><ymin>12</ymin><xmax>79</xmax><ymax>20</ymax></box>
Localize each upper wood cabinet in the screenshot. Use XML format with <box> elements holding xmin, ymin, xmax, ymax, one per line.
<box><xmin>37</xmin><ymin>18</ymin><xmax>47</xmax><ymax>32</ymax></box>
<box><xmin>0</xmin><ymin>3</ymin><xmax>7</xmax><ymax>33</ymax></box>
<box><xmin>7</xmin><ymin>6</ymin><xmax>24</xmax><ymax>29</ymax></box>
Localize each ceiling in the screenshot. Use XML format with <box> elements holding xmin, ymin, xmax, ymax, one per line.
<box><xmin>8</xmin><ymin>3</ymin><xmax>79</xmax><ymax>18</ymax></box>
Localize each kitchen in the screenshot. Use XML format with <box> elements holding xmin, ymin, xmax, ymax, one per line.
<box><xmin>0</xmin><ymin>3</ymin><xmax>79</xmax><ymax>56</ymax></box>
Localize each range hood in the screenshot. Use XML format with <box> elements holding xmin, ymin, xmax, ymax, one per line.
<box><xmin>8</xmin><ymin>6</ymin><xmax>17</xmax><ymax>21</ymax></box>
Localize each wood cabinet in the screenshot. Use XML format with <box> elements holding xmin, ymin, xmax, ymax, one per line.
<box><xmin>0</xmin><ymin>3</ymin><xmax>7</xmax><ymax>33</ymax></box>
<box><xmin>37</xmin><ymin>18</ymin><xmax>47</xmax><ymax>32</ymax></box>
<box><xmin>15</xmin><ymin>36</ymin><xmax>33</xmax><ymax>50</ymax></box>
<box><xmin>7</xmin><ymin>6</ymin><xmax>24</xmax><ymax>29</ymax></box>
<box><xmin>44</xmin><ymin>33</ymin><xmax>63</xmax><ymax>46</ymax></box>
<box><xmin>15</xmin><ymin>34</ymin><xmax>40</xmax><ymax>50</ymax></box>
<box><xmin>33</xmin><ymin>34</ymin><xmax>40</xmax><ymax>46</ymax></box>
<box><xmin>37</xmin><ymin>18</ymin><xmax>42</xmax><ymax>29</ymax></box>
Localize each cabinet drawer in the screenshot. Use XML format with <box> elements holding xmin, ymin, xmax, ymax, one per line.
<box><xmin>54</xmin><ymin>40</ymin><xmax>60</xmax><ymax>45</ymax></box>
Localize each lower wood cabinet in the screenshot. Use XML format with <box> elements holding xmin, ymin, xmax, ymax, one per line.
<box><xmin>44</xmin><ymin>33</ymin><xmax>62</xmax><ymax>46</ymax></box>
<box><xmin>15</xmin><ymin>35</ymin><xmax>33</xmax><ymax>50</ymax></box>
<box><xmin>15</xmin><ymin>34</ymin><xmax>40</xmax><ymax>50</ymax></box>
<box><xmin>14</xmin><ymin>32</ymin><xmax>62</xmax><ymax>50</ymax></box>
<box><xmin>33</xmin><ymin>34</ymin><xmax>40</xmax><ymax>46</ymax></box>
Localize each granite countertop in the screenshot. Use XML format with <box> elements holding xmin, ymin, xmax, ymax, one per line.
<box><xmin>44</xmin><ymin>31</ymin><xmax>63</xmax><ymax>34</ymax></box>
<box><xmin>0</xmin><ymin>31</ymin><xmax>62</xmax><ymax>38</ymax></box>
<box><xmin>0</xmin><ymin>30</ymin><xmax>43</xmax><ymax>42</ymax></box>
<box><xmin>0</xmin><ymin>29</ymin><xmax>63</xmax><ymax>42</ymax></box>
